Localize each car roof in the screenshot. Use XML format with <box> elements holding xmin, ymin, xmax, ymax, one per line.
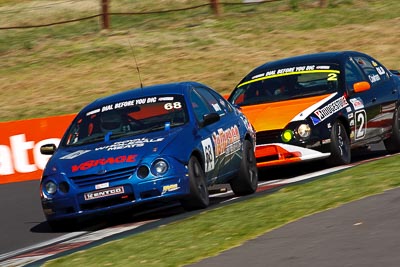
<box><xmin>242</xmin><ymin>50</ymin><xmax>368</xmax><ymax>81</ymax></box>
<box><xmin>81</xmin><ymin>81</ymin><xmax>203</xmax><ymax>113</ymax></box>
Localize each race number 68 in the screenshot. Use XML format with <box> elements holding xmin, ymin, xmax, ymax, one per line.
<box><xmin>164</xmin><ymin>102</ymin><xmax>182</xmax><ymax>110</ymax></box>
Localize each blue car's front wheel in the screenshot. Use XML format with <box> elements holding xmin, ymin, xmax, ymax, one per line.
<box><xmin>180</xmin><ymin>156</ymin><xmax>209</xmax><ymax>210</ymax></box>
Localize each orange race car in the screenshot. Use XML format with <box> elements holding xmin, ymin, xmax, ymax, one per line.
<box><xmin>228</xmin><ymin>51</ymin><xmax>400</xmax><ymax>168</ymax></box>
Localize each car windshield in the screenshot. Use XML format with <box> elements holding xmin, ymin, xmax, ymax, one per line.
<box><xmin>230</xmin><ymin>64</ymin><xmax>341</xmax><ymax>106</ymax></box>
<box><xmin>62</xmin><ymin>94</ymin><xmax>188</xmax><ymax>147</ymax></box>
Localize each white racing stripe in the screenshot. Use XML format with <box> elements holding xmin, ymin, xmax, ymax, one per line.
<box><xmin>291</xmin><ymin>93</ymin><xmax>337</xmax><ymax>122</ymax></box>
<box><xmin>0</xmin><ymin>220</ymin><xmax>157</xmax><ymax>267</ymax></box>
<box><xmin>0</xmin><ymin>231</ymin><xmax>86</xmax><ymax>261</ymax></box>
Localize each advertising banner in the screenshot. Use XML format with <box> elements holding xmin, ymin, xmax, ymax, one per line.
<box><xmin>0</xmin><ymin>114</ymin><xmax>75</xmax><ymax>184</ymax></box>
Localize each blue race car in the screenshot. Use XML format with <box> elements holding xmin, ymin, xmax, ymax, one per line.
<box><xmin>40</xmin><ymin>81</ymin><xmax>257</xmax><ymax>229</ymax></box>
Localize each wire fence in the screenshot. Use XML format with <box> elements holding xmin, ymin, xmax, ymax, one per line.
<box><xmin>0</xmin><ymin>0</ymin><xmax>284</xmax><ymax>30</ymax></box>
<box><xmin>0</xmin><ymin>0</ymin><xmax>76</xmax><ymax>14</ymax></box>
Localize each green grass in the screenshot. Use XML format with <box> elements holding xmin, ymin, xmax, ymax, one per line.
<box><xmin>44</xmin><ymin>155</ymin><xmax>400</xmax><ymax>266</ymax></box>
<box><xmin>1</xmin><ymin>0</ymin><xmax>400</xmax><ymax>121</ymax></box>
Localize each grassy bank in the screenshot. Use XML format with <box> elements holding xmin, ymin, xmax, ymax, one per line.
<box><xmin>44</xmin><ymin>155</ymin><xmax>400</xmax><ymax>266</ymax></box>
<box><xmin>1</xmin><ymin>0</ymin><xmax>399</xmax><ymax>121</ymax></box>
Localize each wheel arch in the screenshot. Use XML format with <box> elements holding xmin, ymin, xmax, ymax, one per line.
<box><xmin>190</xmin><ymin>149</ymin><xmax>204</xmax><ymax>170</ymax></box>
<box><xmin>335</xmin><ymin>115</ymin><xmax>351</xmax><ymax>139</ymax></box>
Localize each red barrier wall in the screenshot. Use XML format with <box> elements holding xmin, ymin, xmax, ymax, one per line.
<box><xmin>0</xmin><ymin>114</ymin><xmax>75</xmax><ymax>184</ymax></box>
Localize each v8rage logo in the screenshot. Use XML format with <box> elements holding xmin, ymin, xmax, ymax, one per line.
<box><xmin>71</xmin><ymin>154</ymin><xmax>137</xmax><ymax>172</ymax></box>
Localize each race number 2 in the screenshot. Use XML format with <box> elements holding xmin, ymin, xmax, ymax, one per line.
<box><xmin>355</xmin><ymin>110</ymin><xmax>367</xmax><ymax>140</ymax></box>
<box><xmin>201</xmin><ymin>138</ymin><xmax>215</xmax><ymax>173</ymax></box>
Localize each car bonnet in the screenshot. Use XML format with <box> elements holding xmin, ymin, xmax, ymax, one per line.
<box><xmin>48</xmin><ymin>130</ymin><xmax>182</xmax><ymax>177</ymax></box>
<box><xmin>239</xmin><ymin>93</ymin><xmax>337</xmax><ymax>131</ymax></box>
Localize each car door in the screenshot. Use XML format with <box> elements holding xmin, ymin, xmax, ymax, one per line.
<box><xmin>205</xmin><ymin>87</ymin><xmax>244</xmax><ymax>179</ymax></box>
<box><xmin>355</xmin><ymin>55</ymin><xmax>397</xmax><ymax>135</ymax></box>
<box><xmin>190</xmin><ymin>86</ymin><xmax>240</xmax><ymax>183</ymax></box>
<box><xmin>345</xmin><ymin>55</ymin><xmax>396</xmax><ymax>146</ymax></box>
<box><xmin>344</xmin><ymin>57</ymin><xmax>378</xmax><ymax>145</ymax></box>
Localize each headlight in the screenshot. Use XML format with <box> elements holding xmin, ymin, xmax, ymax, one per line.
<box><xmin>45</xmin><ymin>181</ymin><xmax>57</xmax><ymax>194</ymax></box>
<box><xmin>297</xmin><ymin>124</ymin><xmax>311</xmax><ymax>139</ymax></box>
<box><xmin>281</xmin><ymin>129</ymin><xmax>294</xmax><ymax>142</ymax></box>
<box><xmin>151</xmin><ymin>159</ymin><xmax>169</xmax><ymax>176</ymax></box>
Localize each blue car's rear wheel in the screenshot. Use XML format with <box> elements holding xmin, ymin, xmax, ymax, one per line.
<box><xmin>230</xmin><ymin>139</ymin><xmax>258</xmax><ymax>195</ymax></box>
<box><xmin>180</xmin><ymin>156</ymin><xmax>209</xmax><ymax>210</ymax></box>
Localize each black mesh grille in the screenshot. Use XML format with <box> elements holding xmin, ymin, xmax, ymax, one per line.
<box><xmin>256</xmin><ymin>130</ymin><xmax>282</xmax><ymax>145</ymax></box>
<box><xmin>70</xmin><ymin>166</ymin><xmax>136</xmax><ymax>188</ymax></box>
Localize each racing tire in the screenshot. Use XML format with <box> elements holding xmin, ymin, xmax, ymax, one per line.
<box><xmin>327</xmin><ymin>120</ymin><xmax>351</xmax><ymax>166</ymax></box>
<box><xmin>383</xmin><ymin>108</ymin><xmax>400</xmax><ymax>153</ymax></box>
<box><xmin>180</xmin><ymin>156</ymin><xmax>209</xmax><ymax>211</ymax></box>
<box><xmin>230</xmin><ymin>140</ymin><xmax>258</xmax><ymax>196</ymax></box>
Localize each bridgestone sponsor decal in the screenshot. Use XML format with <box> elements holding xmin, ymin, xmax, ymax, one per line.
<box><xmin>84</xmin><ymin>186</ymin><xmax>124</xmax><ymax>200</ymax></box>
<box><xmin>313</xmin><ymin>96</ymin><xmax>349</xmax><ymax>122</ymax></box>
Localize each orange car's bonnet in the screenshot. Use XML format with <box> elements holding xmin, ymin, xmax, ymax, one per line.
<box><xmin>240</xmin><ymin>93</ymin><xmax>337</xmax><ymax>131</ymax></box>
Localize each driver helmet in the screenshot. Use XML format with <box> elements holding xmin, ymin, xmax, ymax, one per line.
<box><xmin>100</xmin><ymin>111</ymin><xmax>122</xmax><ymax>132</ymax></box>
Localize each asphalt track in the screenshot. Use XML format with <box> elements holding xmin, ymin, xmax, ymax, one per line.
<box><xmin>190</xmin><ymin>186</ymin><xmax>400</xmax><ymax>267</ymax></box>
<box><xmin>1</xmin><ymin>143</ymin><xmax>398</xmax><ymax>266</ymax></box>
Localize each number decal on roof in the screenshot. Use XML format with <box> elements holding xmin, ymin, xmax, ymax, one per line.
<box><xmin>327</xmin><ymin>73</ymin><xmax>338</xmax><ymax>81</ymax></box>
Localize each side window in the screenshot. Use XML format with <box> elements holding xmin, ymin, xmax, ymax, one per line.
<box><xmin>190</xmin><ymin>89</ymin><xmax>213</xmax><ymax>123</ymax></box>
<box><xmin>353</xmin><ymin>56</ymin><xmax>388</xmax><ymax>85</ymax></box>
<box><xmin>345</xmin><ymin>59</ymin><xmax>365</xmax><ymax>93</ymax></box>
<box><xmin>209</xmin><ymin>89</ymin><xmax>234</xmax><ymax>113</ymax></box>
<box><xmin>369</xmin><ymin>58</ymin><xmax>390</xmax><ymax>82</ymax></box>
<box><xmin>195</xmin><ymin>87</ymin><xmax>226</xmax><ymax>116</ymax></box>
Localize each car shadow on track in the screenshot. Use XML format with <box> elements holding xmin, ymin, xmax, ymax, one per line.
<box><xmin>30</xmin><ymin>192</ymin><xmax>236</xmax><ymax>234</ymax></box>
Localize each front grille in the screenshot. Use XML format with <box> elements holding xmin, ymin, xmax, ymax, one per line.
<box><xmin>71</xmin><ymin>166</ymin><xmax>136</xmax><ymax>188</ymax></box>
<box><xmin>256</xmin><ymin>130</ymin><xmax>282</xmax><ymax>145</ymax></box>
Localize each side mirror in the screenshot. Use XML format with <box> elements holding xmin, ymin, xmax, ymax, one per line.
<box><xmin>40</xmin><ymin>144</ymin><xmax>57</xmax><ymax>155</ymax></box>
<box><xmin>353</xmin><ymin>81</ymin><xmax>371</xmax><ymax>93</ymax></box>
<box><xmin>202</xmin><ymin>113</ymin><xmax>220</xmax><ymax>127</ymax></box>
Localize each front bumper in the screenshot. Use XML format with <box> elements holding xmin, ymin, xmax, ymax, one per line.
<box><xmin>255</xmin><ymin>143</ymin><xmax>331</xmax><ymax>168</ymax></box>
<box><xmin>42</xmin><ymin>172</ymin><xmax>190</xmax><ymax>222</ymax></box>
